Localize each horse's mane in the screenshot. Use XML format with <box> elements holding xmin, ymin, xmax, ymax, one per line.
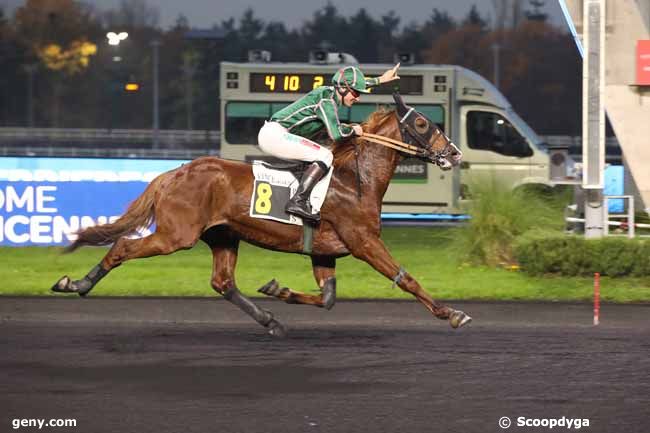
<box><xmin>331</xmin><ymin>108</ymin><xmax>396</xmax><ymax>167</ymax></box>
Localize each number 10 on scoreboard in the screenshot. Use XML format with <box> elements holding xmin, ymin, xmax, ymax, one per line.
<box><xmin>263</xmin><ymin>74</ymin><xmax>324</xmax><ymax>92</ymax></box>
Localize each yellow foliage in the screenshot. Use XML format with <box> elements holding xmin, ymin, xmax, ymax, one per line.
<box><xmin>36</xmin><ymin>39</ymin><xmax>97</xmax><ymax>75</ymax></box>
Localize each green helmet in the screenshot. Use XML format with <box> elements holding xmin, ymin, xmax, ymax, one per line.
<box><xmin>331</xmin><ymin>66</ymin><xmax>370</xmax><ymax>93</ymax></box>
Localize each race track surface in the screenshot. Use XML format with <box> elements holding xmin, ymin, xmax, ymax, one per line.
<box><xmin>1</xmin><ymin>297</ymin><xmax>649</xmax><ymax>433</ymax></box>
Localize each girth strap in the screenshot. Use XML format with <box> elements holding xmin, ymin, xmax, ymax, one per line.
<box><xmin>302</xmin><ymin>223</ymin><xmax>314</xmax><ymax>255</ymax></box>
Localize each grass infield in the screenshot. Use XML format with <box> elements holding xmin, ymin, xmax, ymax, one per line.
<box><xmin>2</xmin><ymin>227</ymin><xmax>650</xmax><ymax>302</ymax></box>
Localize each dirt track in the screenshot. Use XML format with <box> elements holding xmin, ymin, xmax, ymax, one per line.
<box><xmin>1</xmin><ymin>297</ymin><xmax>649</xmax><ymax>433</ymax></box>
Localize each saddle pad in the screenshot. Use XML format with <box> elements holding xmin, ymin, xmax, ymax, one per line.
<box><xmin>249</xmin><ymin>161</ymin><xmax>333</xmax><ymax>225</ymax></box>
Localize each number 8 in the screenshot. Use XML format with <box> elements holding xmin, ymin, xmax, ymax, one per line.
<box><xmin>254</xmin><ymin>182</ymin><xmax>273</xmax><ymax>214</ymax></box>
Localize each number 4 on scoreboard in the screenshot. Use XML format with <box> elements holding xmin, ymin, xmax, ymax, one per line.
<box><xmin>265</xmin><ymin>75</ymin><xmax>275</xmax><ymax>91</ymax></box>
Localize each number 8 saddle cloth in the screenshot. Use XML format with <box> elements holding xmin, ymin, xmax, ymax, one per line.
<box><xmin>249</xmin><ymin>160</ymin><xmax>334</xmax><ymax>226</ymax></box>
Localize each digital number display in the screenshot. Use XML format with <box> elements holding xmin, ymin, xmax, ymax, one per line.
<box><xmin>249</xmin><ymin>73</ymin><xmax>423</xmax><ymax>95</ymax></box>
<box><xmin>250</xmin><ymin>73</ymin><xmax>326</xmax><ymax>93</ymax></box>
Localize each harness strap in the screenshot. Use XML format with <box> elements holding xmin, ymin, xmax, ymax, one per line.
<box><xmin>353</xmin><ymin>140</ymin><xmax>362</xmax><ymax>200</ymax></box>
<box><xmin>399</xmin><ymin>108</ymin><xmax>415</xmax><ymax>124</ymax></box>
<box><xmin>392</xmin><ymin>266</ymin><xmax>407</xmax><ymax>288</ymax></box>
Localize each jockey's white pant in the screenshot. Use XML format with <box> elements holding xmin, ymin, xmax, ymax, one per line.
<box><xmin>258</xmin><ymin>121</ymin><xmax>333</xmax><ymax>168</ymax></box>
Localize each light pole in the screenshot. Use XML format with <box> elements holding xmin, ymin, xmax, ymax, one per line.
<box><xmin>23</xmin><ymin>64</ymin><xmax>37</xmax><ymax>128</ymax></box>
<box><xmin>491</xmin><ymin>43</ymin><xmax>501</xmax><ymax>90</ymax></box>
<box><xmin>105</xmin><ymin>32</ymin><xmax>128</xmax><ymax>131</ymax></box>
<box><xmin>151</xmin><ymin>39</ymin><xmax>161</xmax><ymax>149</ymax></box>
<box><xmin>182</xmin><ymin>51</ymin><xmax>198</xmax><ymax>131</ymax></box>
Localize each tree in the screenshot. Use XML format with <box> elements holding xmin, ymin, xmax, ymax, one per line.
<box><xmin>13</xmin><ymin>0</ymin><xmax>103</xmax><ymax>127</ymax></box>
<box><xmin>260</xmin><ymin>22</ymin><xmax>296</xmax><ymax>61</ymax></box>
<box><xmin>423</xmin><ymin>15</ymin><xmax>581</xmax><ymax>135</ymax></box>
<box><xmin>491</xmin><ymin>0</ymin><xmax>527</xmax><ymax>29</ymax></box>
<box><xmin>238</xmin><ymin>8</ymin><xmax>263</xmax><ymax>44</ymax></box>
<box><xmin>102</xmin><ymin>0</ymin><xmax>160</xmax><ymax>28</ymax></box>
<box><xmin>345</xmin><ymin>9</ymin><xmax>382</xmax><ymax>62</ymax></box>
<box><xmin>504</xmin><ymin>21</ymin><xmax>581</xmax><ymax>134</ymax></box>
<box><xmin>302</xmin><ymin>3</ymin><xmax>348</xmax><ymax>52</ymax></box>
<box><xmin>14</xmin><ymin>0</ymin><xmax>100</xmax><ymax>46</ymax></box>
<box><xmin>427</xmin><ymin>8</ymin><xmax>456</xmax><ymax>33</ymax></box>
<box><xmin>463</xmin><ymin>4</ymin><xmax>488</xmax><ymax>30</ymax></box>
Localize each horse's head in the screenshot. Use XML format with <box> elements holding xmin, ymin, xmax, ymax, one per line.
<box><xmin>393</xmin><ymin>93</ymin><xmax>462</xmax><ymax>170</ymax></box>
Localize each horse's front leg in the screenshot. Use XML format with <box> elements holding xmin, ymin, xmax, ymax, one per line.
<box><xmin>348</xmin><ymin>235</ymin><xmax>471</xmax><ymax>328</ymax></box>
<box><xmin>258</xmin><ymin>256</ymin><xmax>336</xmax><ymax>310</ymax></box>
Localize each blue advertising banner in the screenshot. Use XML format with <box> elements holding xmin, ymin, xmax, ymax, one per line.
<box><xmin>0</xmin><ymin>157</ymin><xmax>187</xmax><ymax>246</ymax></box>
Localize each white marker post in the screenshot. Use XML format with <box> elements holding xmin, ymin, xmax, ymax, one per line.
<box><xmin>593</xmin><ymin>272</ymin><xmax>600</xmax><ymax>326</ymax></box>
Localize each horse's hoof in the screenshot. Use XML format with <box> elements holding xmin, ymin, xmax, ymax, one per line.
<box><xmin>51</xmin><ymin>276</ymin><xmax>71</xmax><ymax>293</ymax></box>
<box><xmin>449</xmin><ymin>310</ymin><xmax>472</xmax><ymax>329</ymax></box>
<box><xmin>258</xmin><ymin>279</ymin><xmax>291</xmax><ymax>301</ymax></box>
<box><xmin>258</xmin><ymin>279</ymin><xmax>280</xmax><ymax>296</ymax></box>
<box><xmin>266</xmin><ymin>319</ymin><xmax>287</xmax><ymax>338</ymax></box>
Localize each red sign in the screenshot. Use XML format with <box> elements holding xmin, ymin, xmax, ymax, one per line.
<box><xmin>637</xmin><ymin>40</ymin><xmax>650</xmax><ymax>85</ymax></box>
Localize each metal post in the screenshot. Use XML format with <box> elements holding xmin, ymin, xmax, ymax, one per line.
<box><xmin>582</xmin><ymin>0</ymin><xmax>606</xmax><ymax>238</ymax></box>
<box><xmin>584</xmin><ymin>189</ymin><xmax>604</xmax><ymax>238</ymax></box>
<box><xmin>151</xmin><ymin>39</ymin><xmax>161</xmax><ymax>149</ymax></box>
<box><xmin>593</xmin><ymin>272</ymin><xmax>600</xmax><ymax>326</ymax></box>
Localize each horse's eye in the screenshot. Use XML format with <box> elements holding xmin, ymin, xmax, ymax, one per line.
<box><xmin>414</xmin><ymin>117</ymin><xmax>428</xmax><ymax>134</ymax></box>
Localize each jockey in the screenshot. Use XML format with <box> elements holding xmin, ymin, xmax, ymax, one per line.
<box><xmin>257</xmin><ymin>63</ymin><xmax>400</xmax><ymax>223</ymax></box>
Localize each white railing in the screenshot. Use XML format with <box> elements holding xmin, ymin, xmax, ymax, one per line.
<box><xmin>0</xmin><ymin>127</ymin><xmax>220</xmax><ymax>144</ymax></box>
<box><xmin>0</xmin><ymin>145</ymin><xmax>219</xmax><ymax>159</ymax></box>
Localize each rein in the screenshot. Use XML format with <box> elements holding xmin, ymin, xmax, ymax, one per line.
<box><xmin>360</xmin><ymin>132</ymin><xmax>427</xmax><ymax>157</ymax></box>
<box><xmin>360</xmin><ymin>131</ymin><xmax>456</xmax><ymax>170</ymax></box>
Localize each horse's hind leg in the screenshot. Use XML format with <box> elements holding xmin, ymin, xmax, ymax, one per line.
<box><xmin>52</xmin><ymin>231</ymin><xmax>197</xmax><ymax>296</ymax></box>
<box><xmin>209</xmin><ymin>242</ymin><xmax>286</xmax><ymax>338</ymax></box>
<box><xmin>258</xmin><ymin>255</ymin><xmax>336</xmax><ymax>310</ymax></box>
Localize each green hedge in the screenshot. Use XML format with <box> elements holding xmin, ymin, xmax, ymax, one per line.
<box><xmin>514</xmin><ymin>233</ymin><xmax>650</xmax><ymax>277</ymax></box>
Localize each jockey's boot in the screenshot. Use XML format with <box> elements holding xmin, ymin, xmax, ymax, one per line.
<box><xmin>285</xmin><ymin>162</ymin><xmax>327</xmax><ymax>223</ymax></box>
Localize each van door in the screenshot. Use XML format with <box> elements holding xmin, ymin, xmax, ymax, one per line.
<box><xmin>459</xmin><ymin>105</ymin><xmax>535</xmax><ymax>195</ymax></box>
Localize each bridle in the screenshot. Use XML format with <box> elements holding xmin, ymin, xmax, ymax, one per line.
<box><xmin>395</xmin><ymin>105</ymin><xmax>461</xmax><ymax>169</ymax></box>
<box><xmin>360</xmin><ymin>93</ymin><xmax>462</xmax><ymax>170</ymax></box>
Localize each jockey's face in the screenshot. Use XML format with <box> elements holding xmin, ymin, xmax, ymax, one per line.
<box><xmin>338</xmin><ymin>87</ymin><xmax>360</xmax><ymax>107</ymax></box>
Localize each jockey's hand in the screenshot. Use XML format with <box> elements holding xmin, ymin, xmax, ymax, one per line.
<box><xmin>351</xmin><ymin>124</ymin><xmax>363</xmax><ymax>136</ymax></box>
<box><xmin>379</xmin><ymin>63</ymin><xmax>400</xmax><ymax>84</ymax></box>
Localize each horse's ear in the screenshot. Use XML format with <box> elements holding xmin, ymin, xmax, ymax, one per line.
<box><xmin>392</xmin><ymin>92</ymin><xmax>409</xmax><ymax>116</ymax></box>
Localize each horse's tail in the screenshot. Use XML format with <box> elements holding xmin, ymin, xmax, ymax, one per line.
<box><xmin>64</xmin><ymin>173</ymin><xmax>164</xmax><ymax>253</ymax></box>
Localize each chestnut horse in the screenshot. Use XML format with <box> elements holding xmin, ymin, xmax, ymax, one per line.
<box><xmin>52</xmin><ymin>94</ymin><xmax>472</xmax><ymax>337</ymax></box>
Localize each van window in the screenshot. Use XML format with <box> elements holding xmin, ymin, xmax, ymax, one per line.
<box><xmin>225</xmin><ymin>102</ymin><xmax>272</xmax><ymax>144</ymax></box>
<box><xmin>467</xmin><ymin>111</ymin><xmax>532</xmax><ymax>157</ymax></box>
